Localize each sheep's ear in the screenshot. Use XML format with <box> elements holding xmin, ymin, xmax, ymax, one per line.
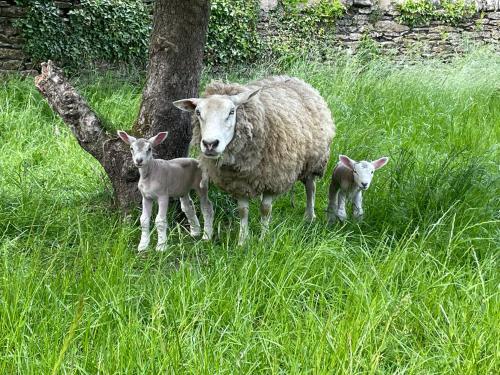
<box><xmin>172</xmin><ymin>99</ymin><xmax>200</xmax><ymax>112</ymax></box>
<box><xmin>149</xmin><ymin>132</ymin><xmax>168</xmax><ymax>146</ymax></box>
<box><xmin>372</xmin><ymin>157</ymin><xmax>389</xmax><ymax>170</ymax></box>
<box><xmin>117</xmin><ymin>130</ymin><xmax>136</xmax><ymax>145</ymax></box>
<box><xmin>339</xmin><ymin>155</ymin><xmax>356</xmax><ymax>170</ymax></box>
<box><xmin>230</xmin><ymin>88</ymin><xmax>261</xmax><ymax>106</ymax></box>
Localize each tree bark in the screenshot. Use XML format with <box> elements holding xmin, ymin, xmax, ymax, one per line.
<box><xmin>34</xmin><ymin>0</ymin><xmax>210</xmax><ymax>209</ymax></box>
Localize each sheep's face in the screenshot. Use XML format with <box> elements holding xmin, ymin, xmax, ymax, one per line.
<box><xmin>173</xmin><ymin>89</ymin><xmax>260</xmax><ymax>158</ymax></box>
<box><xmin>117</xmin><ymin>131</ymin><xmax>168</xmax><ymax>167</ymax></box>
<box><xmin>339</xmin><ymin>155</ymin><xmax>389</xmax><ymax>190</ymax></box>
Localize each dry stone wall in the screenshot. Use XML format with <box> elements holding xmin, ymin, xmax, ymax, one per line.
<box><xmin>0</xmin><ymin>0</ymin><xmax>498</xmax><ymax>74</ymax></box>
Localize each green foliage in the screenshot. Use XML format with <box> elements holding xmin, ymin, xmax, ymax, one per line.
<box><xmin>15</xmin><ymin>0</ymin><xmax>151</xmax><ymax>70</ymax></box>
<box><xmin>263</xmin><ymin>0</ymin><xmax>346</xmax><ymax>66</ymax></box>
<box><xmin>398</xmin><ymin>0</ymin><xmax>476</xmax><ymax>27</ymax></box>
<box><xmin>1</xmin><ymin>51</ymin><xmax>499</xmax><ymax>373</ymax></box>
<box><xmin>205</xmin><ymin>0</ymin><xmax>261</xmax><ymax>66</ymax></box>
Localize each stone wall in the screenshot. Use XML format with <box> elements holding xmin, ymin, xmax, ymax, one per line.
<box><xmin>0</xmin><ymin>0</ymin><xmax>498</xmax><ymax>74</ymax></box>
<box><xmin>260</xmin><ymin>0</ymin><xmax>499</xmax><ymax>58</ymax></box>
<box><xmin>0</xmin><ymin>0</ymin><xmax>79</xmax><ymax>75</ymax></box>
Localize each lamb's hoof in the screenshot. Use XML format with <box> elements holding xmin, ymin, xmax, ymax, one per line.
<box><xmin>304</xmin><ymin>213</ymin><xmax>316</xmax><ymax>223</ymax></box>
<box><xmin>337</xmin><ymin>215</ymin><xmax>347</xmax><ymax>222</ymax></box>
<box><xmin>137</xmin><ymin>242</ymin><xmax>149</xmax><ymax>252</ymax></box>
<box><xmin>190</xmin><ymin>229</ymin><xmax>201</xmax><ymax>237</ymax></box>
<box><xmin>202</xmin><ymin>232</ymin><xmax>212</xmax><ymax>241</ymax></box>
<box><xmin>155</xmin><ymin>243</ymin><xmax>167</xmax><ymax>252</ymax></box>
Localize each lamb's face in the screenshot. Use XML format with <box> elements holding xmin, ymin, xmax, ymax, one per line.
<box><xmin>173</xmin><ymin>89</ymin><xmax>261</xmax><ymax>159</ymax></box>
<box><xmin>339</xmin><ymin>155</ymin><xmax>389</xmax><ymax>191</ymax></box>
<box><xmin>352</xmin><ymin>161</ymin><xmax>375</xmax><ymax>190</ymax></box>
<box><xmin>117</xmin><ymin>131</ymin><xmax>168</xmax><ymax>167</ymax></box>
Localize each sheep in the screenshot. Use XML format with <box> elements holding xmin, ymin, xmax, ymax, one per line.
<box><xmin>173</xmin><ymin>76</ymin><xmax>335</xmax><ymax>245</ymax></box>
<box><xmin>117</xmin><ymin>130</ymin><xmax>214</xmax><ymax>251</ymax></box>
<box><xmin>327</xmin><ymin>155</ymin><xmax>389</xmax><ymax>224</ymax></box>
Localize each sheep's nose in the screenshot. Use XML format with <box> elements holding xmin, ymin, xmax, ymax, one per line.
<box><xmin>202</xmin><ymin>139</ymin><xmax>219</xmax><ymax>151</ymax></box>
<box><xmin>136</xmin><ymin>157</ymin><xmax>143</xmax><ymax>164</ymax></box>
<box><xmin>361</xmin><ymin>182</ymin><xmax>368</xmax><ymax>188</ymax></box>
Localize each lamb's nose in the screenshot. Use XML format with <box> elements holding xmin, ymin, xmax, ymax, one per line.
<box><xmin>362</xmin><ymin>182</ymin><xmax>368</xmax><ymax>188</ymax></box>
<box><xmin>136</xmin><ymin>158</ymin><xmax>143</xmax><ymax>164</ymax></box>
<box><xmin>202</xmin><ymin>139</ymin><xmax>219</xmax><ymax>151</ymax></box>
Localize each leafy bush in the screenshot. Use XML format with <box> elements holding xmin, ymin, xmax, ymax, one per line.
<box><xmin>398</xmin><ymin>0</ymin><xmax>476</xmax><ymax>27</ymax></box>
<box><xmin>262</xmin><ymin>0</ymin><xmax>346</xmax><ymax>66</ymax></box>
<box><xmin>205</xmin><ymin>0</ymin><xmax>261</xmax><ymax>66</ymax></box>
<box><xmin>15</xmin><ymin>0</ymin><xmax>151</xmax><ymax>70</ymax></box>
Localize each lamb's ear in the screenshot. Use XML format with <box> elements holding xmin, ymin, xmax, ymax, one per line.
<box><xmin>372</xmin><ymin>157</ymin><xmax>389</xmax><ymax>170</ymax></box>
<box><xmin>339</xmin><ymin>155</ymin><xmax>356</xmax><ymax>170</ymax></box>
<box><xmin>148</xmin><ymin>132</ymin><xmax>168</xmax><ymax>146</ymax></box>
<box><xmin>230</xmin><ymin>88</ymin><xmax>261</xmax><ymax>106</ymax></box>
<box><xmin>172</xmin><ymin>99</ymin><xmax>200</xmax><ymax>112</ymax></box>
<box><xmin>117</xmin><ymin>130</ymin><xmax>136</xmax><ymax>145</ymax></box>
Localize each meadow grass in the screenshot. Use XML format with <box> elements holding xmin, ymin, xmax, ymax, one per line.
<box><xmin>0</xmin><ymin>49</ymin><xmax>499</xmax><ymax>373</ymax></box>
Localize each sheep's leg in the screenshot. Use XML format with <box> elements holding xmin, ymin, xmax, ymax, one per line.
<box><xmin>180</xmin><ymin>194</ymin><xmax>201</xmax><ymax>237</ymax></box>
<box><xmin>155</xmin><ymin>196</ymin><xmax>169</xmax><ymax>251</ymax></box>
<box><xmin>304</xmin><ymin>176</ymin><xmax>316</xmax><ymax>222</ymax></box>
<box><xmin>260</xmin><ymin>194</ymin><xmax>273</xmax><ymax>241</ymax></box>
<box><xmin>237</xmin><ymin>197</ymin><xmax>249</xmax><ymax>246</ymax></box>
<box><xmin>138</xmin><ymin>196</ymin><xmax>153</xmax><ymax>252</ymax></box>
<box><xmin>327</xmin><ymin>181</ymin><xmax>339</xmax><ymax>225</ymax></box>
<box><xmin>198</xmin><ymin>187</ymin><xmax>214</xmax><ymax>240</ymax></box>
<box><xmin>337</xmin><ymin>191</ymin><xmax>347</xmax><ymax>222</ymax></box>
<box><xmin>353</xmin><ymin>191</ymin><xmax>364</xmax><ymax>221</ymax></box>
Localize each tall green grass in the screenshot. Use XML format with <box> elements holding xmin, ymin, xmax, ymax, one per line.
<box><xmin>0</xmin><ymin>50</ymin><xmax>499</xmax><ymax>373</ymax></box>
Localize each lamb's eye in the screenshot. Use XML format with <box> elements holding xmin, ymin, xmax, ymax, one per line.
<box><xmin>229</xmin><ymin>109</ymin><xmax>235</xmax><ymax>116</ymax></box>
<box><xmin>195</xmin><ymin>109</ymin><xmax>201</xmax><ymax>116</ymax></box>
<box><xmin>371</xmin><ymin>171</ymin><xmax>374</xmax><ymax>174</ymax></box>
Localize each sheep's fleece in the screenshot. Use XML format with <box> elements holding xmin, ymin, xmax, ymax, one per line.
<box><xmin>192</xmin><ymin>76</ymin><xmax>336</xmax><ymax>198</ymax></box>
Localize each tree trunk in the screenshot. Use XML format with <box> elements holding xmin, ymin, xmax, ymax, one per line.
<box><xmin>34</xmin><ymin>0</ymin><xmax>210</xmax><ymax>209</ymax></box>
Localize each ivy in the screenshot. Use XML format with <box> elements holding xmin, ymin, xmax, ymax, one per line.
<box><xmin>205</xmin><ymin>0</ymin><xmax>261</xmax><ymax>66</ymax></box>
<box><xmin>398</xmin><ymin>0</ymin><xmax>476</xmax><ymax>27</ymax></box>
<box><xmin>15</xmin><ymin>0</ymin><xmax>151</xmax><ymax>70</ymax></box>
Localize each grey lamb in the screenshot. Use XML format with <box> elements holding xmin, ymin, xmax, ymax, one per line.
<box><xmin>118</xmin><ymin>131</ymin><xmax>214</xmax><ymax>251</ymax></box>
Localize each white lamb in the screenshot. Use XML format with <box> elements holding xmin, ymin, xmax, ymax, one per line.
<box><xmin>117</xmin><ymin>131</ymin><xmax>214</xmax><ymax>251</ymax></box>
<box><xmin>327</xmin><ymin>155</ymin><xmax>389</xmax><ymax>224</ymax></box>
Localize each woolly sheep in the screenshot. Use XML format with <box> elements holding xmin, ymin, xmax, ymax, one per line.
<box><xmin>173</xmin><ymin>76</ymin><xmax>335</xmax><ymax>244</ymax></box>
<box><xmin>327</xmin><ymin>155</ymin><xmax>389</xmax><ymax>224</ymax></box>
<box><xmin>117</xmin><ymin>131</ymin><xmax>214</xmax><ymax>251</ymax></box>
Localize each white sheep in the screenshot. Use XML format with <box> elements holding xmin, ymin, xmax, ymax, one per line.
<box><xmin>117</xmin><ymin>131</ymin><xmax>214</xmax><ymax>251</ymax></box>
<box><xmin>173</xmin><ymin>76</ymin><xmax>335</xmax><ymax>245</ymax></box>
<box><xmin>327</xmin><ymin>155</ymin><xmax>389</xmax><ymax>224</ymax></box>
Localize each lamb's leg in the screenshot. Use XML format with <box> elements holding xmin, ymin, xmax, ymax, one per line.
<box><xmin>198</xmin><ymin>186</ymin><xmax>214</xmax><ymax>240</ymax></box>
<box><xmin>138</xmin><ymin>196</ymin><xmax>153</xmax><ymax>252</ymax></box>
<box><xmin>353</xmin><ymin>191</ymin><xmax>364</xmax><ymax>221</ymax></box>
<box><xmin>327</xmin><ymin>181</ymin><xmax>339</xmax><ymax>225</ymax></box>
<box><xmin>180</xmin><ymin>194</ymin><xmax>201</xmax><ymax>237</ymax></box>
<box><xmin>304</xmin><ymin>176</ymin><xmax>316</xmax><ymax>222</ymax></box>
<box><xmin>237</xmin><ymin>197</ymin><xmax>249</xmax><ymax>246</ymax></box>
<box><xmin>155</xmin><ymin>196</ymin><xmax>169</xmax><ymax>251</ymax></box>
<box><xmin>337</xmin><ymin>191</ymin><xmax>347</xmax><ymax>222</ymax></box>
<box><xmin>260</xmin><ymin>193</ymin><xmax>273</xmax><ymax>240</ymax></box>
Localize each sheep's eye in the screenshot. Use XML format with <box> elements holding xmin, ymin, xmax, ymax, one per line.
<box><xmin>371</xmin><ymin>171</ymin><xmax>374</xmax><ymax>174</ymax></box>
<box><xmin>195</xmin><ymin>109</ymin><xmax>201</xmax><ymax>116</ymax></box>
<box><xmin>229</xmin><ymin>108</ymin><xmax>235</xmax><ymax>116</ymax></box>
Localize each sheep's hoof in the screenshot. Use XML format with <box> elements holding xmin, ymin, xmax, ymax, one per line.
<box><xmin>336</xmin><ymin>212</ymin><xmax>347</xmax><ymax>222</ymax></box>
<box><xmin>353</xmin><ymin>214</ymin><xmax>364</xmax><ymax>222</ymax></box>
<box><xmin>202</xmin><ymin>232</ymin><xmax>212</xmax><ymax>241</ymax></box>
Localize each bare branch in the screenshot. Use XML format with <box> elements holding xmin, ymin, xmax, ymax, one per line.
<box><xmin>35</xmin><ymin>60</ymin><xmax>111</xmax><ymax>162</ymax></box>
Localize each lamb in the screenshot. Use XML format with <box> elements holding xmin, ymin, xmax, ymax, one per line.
<box><xmin>117</xmin><ymin>130</ymin><xmax>214</xmax><ymax>251</ymax></box>
<box><xmin>327</xmin><ymin>155</ymin><xmax>389</xmax><ymax>224</ymax></box>
<box><xmin>173</xmin><ymin>76</ymin><xmax>335</xmax><ymax>244</ymax></box>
